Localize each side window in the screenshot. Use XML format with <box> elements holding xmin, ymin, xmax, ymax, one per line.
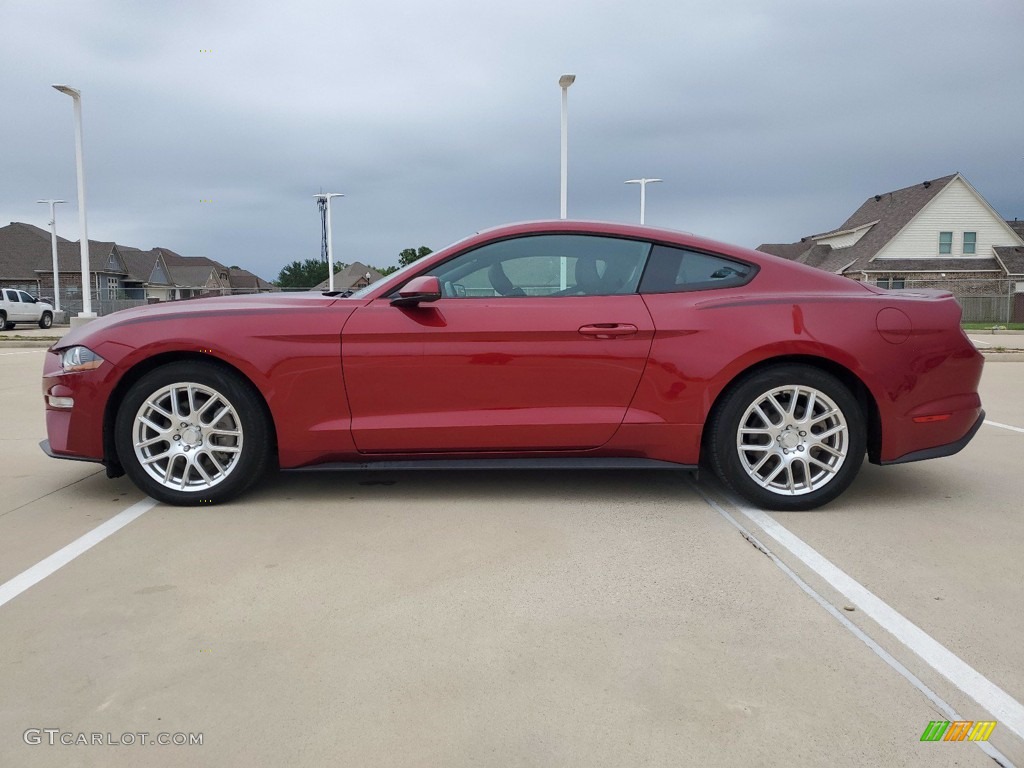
<box><xmin>6</xmin><ymin>290</ymin><xmax>22</xmax><ymax>303</ymax></box>
<box><xmin>639</xmin><ymin>244</ymin><xmax>754</xmax><ymax>293</ymax></box>
<box><xmin>422</xmin><ymin>234</ymin><xmax>650</xmax><ymax>298</ymax></box>
<box><xmin>18</xmin><ymin>291</ymin><xmax>35</xmax><ymax>303</ymax></box>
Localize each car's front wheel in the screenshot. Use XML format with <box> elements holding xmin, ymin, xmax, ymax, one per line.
<box><xmin>707</xmin><ymin>364</ymin><xmax>865</xmax><ymax>511</ymax></box>
<box><xmin>39</xmin><ymin>312</ymin><xmax>53</xmax><ymax>329</ymax></box>
<box><xmin>114</xmin><ymin>361</ymin><xmax>273</xmax><ymax>506</ymax></box>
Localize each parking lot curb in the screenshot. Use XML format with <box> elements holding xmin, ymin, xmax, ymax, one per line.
<box><xmin>980</xmin><ymin>351</ymin><xmax>1024</xmax><ymax>362</ymax></box>
<box><xmin>0</xmin><ymin>339</ymin><xmax>58</xmax><ymax>349</ymax></box>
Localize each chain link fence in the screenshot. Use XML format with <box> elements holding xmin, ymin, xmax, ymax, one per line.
<box><xmin>898</xmin><ymin>277</ymin><xmax>1022</xmax><ymax>323</ymax></box>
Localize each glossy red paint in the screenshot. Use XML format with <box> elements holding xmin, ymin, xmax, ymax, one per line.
<box><xmin>341</xmin><ymin>295</ymin><xmax>655</xmax><ymax>452</ymax></box>
<box><xmin>42</xmin><ymin>220</ymin><xmax>984</xmax><ymax>496</ymax></box>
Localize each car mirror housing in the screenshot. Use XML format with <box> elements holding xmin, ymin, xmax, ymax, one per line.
<box><xmin>391</xmin><ymin>275</ymin><xmax>442</xmax><ymax>307</ymax></box>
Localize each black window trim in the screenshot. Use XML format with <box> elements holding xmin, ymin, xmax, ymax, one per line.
<box><xmin>387</xmin><ymin>230</ymin><xmax>759</xmax><ymax>299</ymax></box>
<box><xmin>388</xmin><ymin>231</ymin><xmax>655</xmax><ymax>299</ymax></box>
<box><xmin>636</xmin><ymin>240</ymin><xmax>760</xmax><ymax>295</ymax></box>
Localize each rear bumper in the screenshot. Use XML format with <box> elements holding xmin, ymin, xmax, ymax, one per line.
<box><xmin>879</xmin><ymin>410</ymin><xmax>985</xmax><ymax>465</ymax></box>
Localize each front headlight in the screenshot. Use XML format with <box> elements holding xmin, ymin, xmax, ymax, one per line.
<box><xmin>60</xmin><ymin>346</ymin><xmax>105</xmax><ymax>372</ymax></box>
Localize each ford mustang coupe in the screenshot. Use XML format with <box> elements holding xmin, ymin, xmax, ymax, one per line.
<box><xmin>41</xmin><ymin>221</ymin><xmax>984</xmax><ymax>510</ymax></box>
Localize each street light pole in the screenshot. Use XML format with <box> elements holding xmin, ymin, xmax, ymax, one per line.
<box><xmin>52</xmin><ymin>85</ymin><xmax>94</xmax><ymax>319</ymax></box>
<box><xmin>36</xmin><ymin>199</ymin><xmax>66</xmax><ymax>312</ymax></box>
<box><xmin>314</xmin><ymin>193</ymin><xmax>344</xmax><ymax>292</ymax></box>
<box><xmin>624</xmin><ymin>178</ymin><xmax>663</xmax><ymax>225</ymax></box>
<box><xmin>559</xmin><ymin>74</ymin><xmax>575</xmax><ymax>220</ymax></box>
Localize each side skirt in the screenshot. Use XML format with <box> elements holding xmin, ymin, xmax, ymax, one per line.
<box><xmin>286</xmin><ymin>458</ymin><xmax>699</xmax><ymax>472</ymax></box>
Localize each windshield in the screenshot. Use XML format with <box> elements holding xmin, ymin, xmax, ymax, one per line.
<box><xmin>347</xmin><ymin>260</ymin><xmax>421</xmax><ymax>299</ymax></box>
<box><xmin>347</xmin><ymin>231</ymin><xmax>483</xmax><ymax>299</ymax></box>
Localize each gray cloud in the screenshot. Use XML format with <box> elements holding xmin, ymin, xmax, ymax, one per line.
<box><xmin>2</xmin><ymin>0</ymin><xmax>1021</xmax><ymax>281</ymax></box>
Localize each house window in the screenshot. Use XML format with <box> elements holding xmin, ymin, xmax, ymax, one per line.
<box><xmin>963</xmin><ymin>231</ymin><xmax>976</xmax><ymax>255</ymax></box>
<box><xmin>874</xmin><ymin>276</ymin><xmax>905</xmax><ymax>289</ymax></box>
<box><xmin>938</xmin><ymin>232</ymin><xmax>952</xmax><ymax>254</ymax></box>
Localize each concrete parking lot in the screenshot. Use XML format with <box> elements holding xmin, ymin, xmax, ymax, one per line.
<box><xmin>1</xmin><ymin>346</ymin><xmax>1022</xmax><ymax>767</ymax></box>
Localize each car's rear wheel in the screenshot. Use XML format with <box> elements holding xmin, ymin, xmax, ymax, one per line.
<box><xmin>707</xmin><ymin>364</ymin><xmax>865</xmax><ymax>511</ymax></box>
<box><xmin>114</xmin><ymin>361</ymin><xmax>272</xmax><ymax>506</ymax></box>
<box><xmin>39</xmin><ymin>312</ymin><xmax>53</xmax><ymax>329</ymax></box>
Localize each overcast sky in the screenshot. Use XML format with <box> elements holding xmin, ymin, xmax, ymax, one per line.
<box><xmin>2</xmin><ymin>0</ymin><xmax>1022</xmax><ymax>281</ymax></box>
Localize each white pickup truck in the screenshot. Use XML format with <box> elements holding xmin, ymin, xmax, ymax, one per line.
<box><xmin>0</xmin><ymin>288</ymin><xmax>55</xmax><ymax>330</ymax></box>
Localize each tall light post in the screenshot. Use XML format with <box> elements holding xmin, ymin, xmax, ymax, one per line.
<box><xmin>52</xmin><ymin>85</ymin><xmax>94</xmax><ymax>320</ymax></box>
<box><xmin>314</xmin><ymin>193</ymin><xmax>344</xmax><ymax>292</ymax></box>
<box><xmin>36</xmin><ymin>199</ymin><xmax>66</xmax><ymax>313</ymax></box>
<box><xmin>624</xmin><ymin>178</ymin><xmax>662</xmax><ymax>225</ymax></box>
<box><xmin>558</xmin><ymin>74</ymin><xmax>575</xmax><ymax>220</ymax></box>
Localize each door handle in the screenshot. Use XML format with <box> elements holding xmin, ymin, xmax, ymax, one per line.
<box><xmin>578</xmin><ymin>323</ymin><xmax>639</xmax><ymax>339</ymax></box>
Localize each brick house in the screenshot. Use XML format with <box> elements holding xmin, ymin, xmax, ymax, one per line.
<box><xmin>0</xmin><ymin>222</ymin><xmax>275</xmax><ymax>315</ymax></box>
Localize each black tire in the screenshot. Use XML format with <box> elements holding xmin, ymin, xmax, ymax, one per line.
<box><xmin>39</xmin><ymin>312</ymin><xmax>53</xmax><ymax>329</ymax></box>
<box><xmin>0</xmin><ymin>313</ymin><xmax>7</xmax><ymax>330</ymax></box>
<box><xmin>707</xmin><ymin>364</ymin><xmax>865</xmax><ymax>511</ymax></box>
<box><xmin>114</xmin><ymin>361</ymin><xmax>273</xmax><ymax>506</ymax></box>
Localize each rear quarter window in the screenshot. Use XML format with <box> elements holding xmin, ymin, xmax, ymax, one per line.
<box><xmin>639</xmin><ymin>244</ymin><xmax>755</xmax><ymax>293</ymax></box>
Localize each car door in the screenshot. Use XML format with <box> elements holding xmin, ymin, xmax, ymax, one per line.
<box><xmin>17</xmin><ymin>291</ymin><xmax>40</xmax><ymax>322</ymax></box>
<box><xmin>341</xmin><ymin>233</ymin><xmax>656</xmax><ymax>453</ymax></box>
<box><xmin>4</xmin><ymin>290</ymin><xmax>27</xmax><ymax>321</ymax></box>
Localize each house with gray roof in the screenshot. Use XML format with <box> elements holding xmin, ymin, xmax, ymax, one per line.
<box><xmin>0</xmin><ymin>223</ymin><xmax>68</xmax><ymax>293</ymax></box>
<box><xmin>0</xmin><ymin>221</ymin><xmax>275</xmax><ymax>315</ymax></box>
<box><xmin>758</xmin><ymin>173</ymin><xmax>1024</xmax><ymax>320</ymax></box>
<box><xmin>118</xmin><ymin>246</ymin><xmax>177</xmax><ymax>301</ymax></box>
<box><xmin>315</xmin><ymin>262</ymin><xmax>384</xmax><ymax>291</ymax></box>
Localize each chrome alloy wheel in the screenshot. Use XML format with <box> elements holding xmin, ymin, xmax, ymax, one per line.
<box><xmin>735</xmin><ymin>385</ymin><xmax>849</xmax><ymax>496</ymax></box>
<box><xmin>132</xmin><ymin>382</ymin><xmax>244</xmax><ymax>492</ymax></box>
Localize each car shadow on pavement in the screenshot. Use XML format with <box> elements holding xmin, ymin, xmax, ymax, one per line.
<box><xmin>246</xmin><ymin>468</ymin><xmax>702</xmax><ymax>510</ymax></box>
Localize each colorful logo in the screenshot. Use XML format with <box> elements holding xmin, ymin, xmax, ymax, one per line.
<box><xmin>920</xmin><ymin>721</ymin><xmax>996</xmax><ymax>742</ymax></box>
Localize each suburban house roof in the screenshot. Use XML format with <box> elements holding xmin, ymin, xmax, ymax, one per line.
<box><xmin>994</xmin><ymin>246</ymin><xmax>1024</xmax><ymax>276</ymax></box>
<box><xmin>171</xmin><ymin>265</ymin><xmax>230</xmax><ymax>290</ymax></box>
<box><xmin>0</xmin><ymin>222</ymin><xmax>274</xmax><ymax>291</ymax></box>
<box><xmin>49</xmin><ymin>240</ymin><xmax>128</xmax><ymax>274</ymax></box>
<box><xmin>227</xmin><ymin>267</ymin><xmax>276</xmax><ymax>291</ymax></box>
<box><xmin>757</xmin><ymin>174</ymin><xmax>1022</xmax><ymax>276</ymax></box>
<box><xmin>118</xmin><ymin>246</ymin><xmax>176</xmax><ymax>286</ymax></box>
<box><xmin>0</xmin><ymin>222</ymin><xmax>66</xmax><ymax>280</ymax></box>
<box><xmin>316</xmin><ymin>262</ymin><xmax>385</xmax><ymax>291</ymax></box>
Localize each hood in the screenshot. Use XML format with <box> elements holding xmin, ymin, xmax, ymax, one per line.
<box><xmin>57</xmin><ymin>291</ymin><xmax>343</xmax><ymax>349</ymax></box>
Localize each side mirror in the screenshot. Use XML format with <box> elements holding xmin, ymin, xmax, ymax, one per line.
<box><xmin>391</xmin><ymin>275</ymin><xmax>442</xmax><ymax>307</ymax></box>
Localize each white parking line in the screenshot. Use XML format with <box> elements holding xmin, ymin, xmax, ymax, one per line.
<box><xmin>690</xmin><ymin>480</ymin><xmax>1015</xmax><ymax>766</ymax></box>
<box><xmin>0</xmin><ymin>498</ymin><xmax>156</xmax><ymax>609</ymax></box>
<box><xmin>0</xmin><ymin>349</ymin><xmax>45</xmax><ymax>356</ymax></box>
<box><xmin>968</xmin><ymin>337</ymin><xmax>992</xmax><ymax>347</ymax></box>
<box><xmin>986</xmin><ymin>419</ymin><xmax>1024</xmax><ymax>434</ymax></box>
<box><xmin>691</xmin><ymin>480</ymin><xmax>1024</xmax><ymax>743</ymax></box>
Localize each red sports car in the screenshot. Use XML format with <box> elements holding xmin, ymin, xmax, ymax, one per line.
<box><xmin>41</xmin><ymin>220</ymin><xmax>984</xmax><ymax>510</ymax></box>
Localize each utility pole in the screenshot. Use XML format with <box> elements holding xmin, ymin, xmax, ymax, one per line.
<box><xmin>314</xmin><ymin>193</ymin><xmax>344</xmax><ymax>292</ymax></box>
<box><xmin>36</xmin><ymin>199</ymin><xmax>66</xmax><ymax>312</ymax></box>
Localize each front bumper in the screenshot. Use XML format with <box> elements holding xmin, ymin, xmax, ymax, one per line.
<box><xmin>39</xmin><ymin>438</ymin><xmax>101</xmax><ymax>464</ymax></box>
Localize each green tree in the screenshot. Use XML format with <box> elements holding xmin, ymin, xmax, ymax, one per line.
<box><xmin>398</xmin><ymin>246</ymin><xmax>433</xmax><ymax>267</ymax></box>
<box><xmin>275</xmin><ymin>259</ymin><xmax>346</xmax><ymax>288</ymax></box>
